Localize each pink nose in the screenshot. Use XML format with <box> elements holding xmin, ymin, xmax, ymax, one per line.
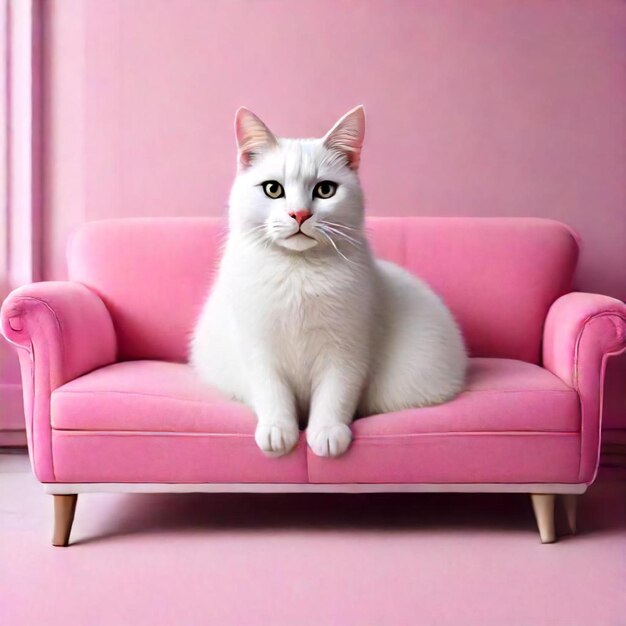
<box><xmin>289</xmin><ymin>209</ymin><xmax>312</xmax><ymax>226</ymax></box>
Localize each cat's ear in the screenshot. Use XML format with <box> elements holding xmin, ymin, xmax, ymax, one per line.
<box><xmin>323</xmin><ymin>105</ymin><xmax>365</xmax><ymax>171</ymax></box>
<box><xmin>235</xmin><ymin>107</ymin><xmax>277</xmax><ymax>169</ymax></box>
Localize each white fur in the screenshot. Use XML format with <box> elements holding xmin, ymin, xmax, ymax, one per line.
<box><xmin>190</xmin><ymin>107</ymin><xmax>467</xmax><ymax>458</ymax></box>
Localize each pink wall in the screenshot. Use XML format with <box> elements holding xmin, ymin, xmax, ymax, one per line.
<box><xmin>41</xmin><ymin>1</ymin><xmax>625</xmax><ymax>427</ymax></box>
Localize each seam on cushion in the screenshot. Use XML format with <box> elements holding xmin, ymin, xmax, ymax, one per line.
<box><xmin>51</xmin><ymin>428</ymin><xmax>577</xmax><ymax>438</ymax></box>
<box><xmin>353</xmin><ymin>430</ymin><xmax>578</xmax><ymax>439</ymax></box>
<box><xmin>394</xmin><ymin>388</ymin><xmax>573</xmax><ymax>396</ymax></box>
<box><xmin>346</xmin><ymin>435</ymin><xmax>580</xmax><ymax>448</ymax></box>
<box><xmin>356</xmin><ymin>424</ymin><xmax>578</xmax><ymax>435</ymax></box>
<box><xmin>15</xmin><ymin>298</ymin><xmax>66</xmax><ymax>378</ymax></box>
<box><xmin>6</xmin><ymin>313</ymin><xmax>40</xmax><ymax>469</ymax></box>
<box><xmin>27</xmin><ymin>337</ymin><xmax>37</xmax><ymax>473</ymax></box>
<box><xmin>39</xmin><ymin>481</ymin><xmax>587</xmax><ymax>485</ymax></box>
<box><xmin>575</xmin><ymin>389</ymin><xmax>583</xmax><ymax>482</ymax></box>
<box><xmin>53</xmin><ymin>390</ymin><xmax>578</xmax><ymax>433</ymax></box>
<box><xmin>52</xmin><ymin>426</ymin><xmax>579</xmax><ymax>435</ymax></box>
<box><xmin>52</xmin><ymin>429</ymin><xmax>256</xmax><ymax>438</ymax></box>
<box><xmin>52</xmin><ymin>390</ymin><xmax>578</xmax><ymax>433</ymax></box>
<box><xmin>52</xmin><ymin>387</ymin><xmax>576</xmax><ymax>403</ymax></box>
<box><xmin>573</xmin><ymin>312</ymin><xmax>626</xmax><ymax>390</ymax></box>
<box><xmin>24</xmin><ymin>320</ymin><xmax>52</xmax><ymax>480</ymax></box>
<box><xmin>15</xmin><ymin>296</ymin><xmax>64</xmax><ymax>347</ymax></box>
<box><xmin>53</xmin><ymin>389</ymin><xmax>241</xmax><ymax>403</ymax></box>
<box><xmin>461</xmin><ymin>388</ymin><xmax>574</xmax><ymax>394</ymax></box>
<box><xmin>578</xmin><ymin>345</ymin><xmax>626</xmax><ymax>483</ymax></box>
<box><xmin>16</xmin><ymin>298</ymin><xmax>64</xmax><ymax>482</ymax></box>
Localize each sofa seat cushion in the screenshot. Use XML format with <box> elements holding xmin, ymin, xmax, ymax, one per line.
<box><xmin>49</xmin><ymin>358</ymin><xmax>581</xmax><ymax>484</ymax></box>
<box><xmin>52</xmin><ymin>358</ymin><xmax>578</xmax><ymax>434</ymax></box>
<box><xmin>308</xmin><ymin>358</ymin><xmax>581</xmax><ymax>484</ymax></box>
<box><xmin>355</xmin><ymin>357</ymin><xmax>579</xmax><ymax>434</ymax></box>
<box><xmin>50</xmin><ymin>361</ymin><xmax>308</xmax><ymax>483</ymax></box>
<box><xmin>52</xmin><ymin>360</ymin><xmax>259</xmax><ymax>433</ymax></box>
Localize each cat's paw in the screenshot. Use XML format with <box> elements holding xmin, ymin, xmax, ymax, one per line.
<box><xmin>255</xmin><ymin>422</ymin><xmax>299</xmax><ymax>457</ymax></box>
<box><xmin>307</xmin><ymin>423</ymin><xmax>353</xmax><ymax>457</ymax></box>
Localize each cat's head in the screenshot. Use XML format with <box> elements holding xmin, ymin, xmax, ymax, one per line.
<box><xmin>228</xmin><ymin>106</ymin><xmax>365</xmax><ymax>252</ymax></box>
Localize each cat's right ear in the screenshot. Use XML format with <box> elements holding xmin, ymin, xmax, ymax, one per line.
<box><xmin>235</xmin><ymin>107</ymin><xmax>277</xmax><ymax>169</ymax></box>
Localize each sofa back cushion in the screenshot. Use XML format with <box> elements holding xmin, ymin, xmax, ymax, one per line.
<box><xmin>68</xmin><ymin>217</ymin><xmax>579</xmax><ymax>364</ymax></box>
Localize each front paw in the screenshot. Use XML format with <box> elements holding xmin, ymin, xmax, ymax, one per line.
<box><xmin>307</xmin><ymin>423</ymin><xmax>353</xmax><ymax>457</ymax></box>
<box><xmin>255</xmin><ymin>422</ymin><xmax>299</xmax><ymax>457</ymax></box>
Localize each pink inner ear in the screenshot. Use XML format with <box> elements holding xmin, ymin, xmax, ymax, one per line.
<box><xmin>238</xmin><ymin>148</ymin><xmax>256</xmax><ymax>168</ymax></box>
<box><xmin>235</xmin><ymin>109</ymin><xmax>276</xmax><ymax>168</ymax></box>
<box><xmin>326</xmin><ymin>135</ymin><xmax>362</xmax><ymax>170</ymax></box>
<box><xmin>324</xmin><ymin>107</ymin><xmax>365</xmax><ymax>171</ymax></box>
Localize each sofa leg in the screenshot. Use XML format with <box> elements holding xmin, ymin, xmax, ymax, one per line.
<box><xmin>530</xmin><ymin>494</ymin><xmax>556</xmax><ymax>544</ymax></box>
<box><xmin>52</xmin><ymin>494</ymin><xmax>78</xmax><ymax>547</ymax></box>
<box><xmin>560</xmin><ymin>494</ymin><xmax>577</xmax><ymax>535</ymax></box>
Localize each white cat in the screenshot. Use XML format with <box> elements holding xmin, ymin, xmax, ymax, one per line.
<box><xmin>190</xmin><ymin>106</ymin><xmax>467</xmax><ymax>458</ymax></box>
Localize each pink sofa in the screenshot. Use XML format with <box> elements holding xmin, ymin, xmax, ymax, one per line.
<box><xmin>2</xmin><ymin>217</ymin><xmax>625</xmax><ymax>546</ymax></box>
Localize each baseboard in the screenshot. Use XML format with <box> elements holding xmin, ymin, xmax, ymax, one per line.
<box><xmin>0</xmin><ymin>430</ymin><xmax>27</xmax><ymax>446</ymax></box>
<box><xmin>601</xmin><ymin>428</ymin><xmax>626</xmax><ymax>468</ymax></box>
<box><xmin>0</xmin><ymin>383</ymin><xmax>25</xmax><ymax>446</ymax></box>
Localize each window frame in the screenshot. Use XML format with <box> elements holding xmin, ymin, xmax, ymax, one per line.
<box><xmin>2</xmin><ymin>0</ymin><xmax>42</xmax><ymax>292</ymax></box>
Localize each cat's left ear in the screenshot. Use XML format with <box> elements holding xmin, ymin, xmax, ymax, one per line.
<box><xmin>235</xmin><ymin>107</ymin><xmax>278</xmax><ymax>169</ymax></box>
<box><xmin>323</xmin><ymin>105</ymin><xmax>365</xmax><ymax>171</ymax></box>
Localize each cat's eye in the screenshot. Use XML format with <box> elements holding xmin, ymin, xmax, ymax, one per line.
<box><xmin>261</xmin><ymin>180</ymin><xmax>285</xmax><ymax>199</ymax></box>
<box><xmin>313</xmin><ymin>181</ymin><xmax>338</xmax><ymax>200</ymax></box>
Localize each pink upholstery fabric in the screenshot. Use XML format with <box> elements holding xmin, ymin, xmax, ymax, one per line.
<box><xmin>49</xmin><ymin>358</ymin><xmax>580</xmax><ymax>483</ymax></box>
<box><xmin>543</xmin><ymin>292</ymin><xmax>626</xmax><ymax>387</ymax></box>
<box><xmin>0</xmin><ymin>282</ymin><xmax>116</xmax><ymax>481</ymax></box>
<box><xmin>352</xmin><ymin>358</ymin><xmax>579</xmax><ymax>434</ymax></box>
<box><xmin>51</xmin><ymin>433</ymin><xmax>309</xmax><ymax>484</ymax></box>
<box><xmin>543</xmin><ymin>292</ymin><xmax>626</xmax><ymax>482</ymax></box>
<box><xmin>367</xmin><ymin>217</ymin><xmax>578</xmax><ymax>363</ymax></box>
<box><xmin>50</xmin><ymin>362</ymin><xmax>308</xmax><ymax>483</ymax></box>
<box><xmin>52</xmin><ymin>361</ymin><xmax>258</xmax><ymax>433</ymax></box>
<box><xmin>307</xmin><ymin>433</ymin><xmax>580</xmax><ymax>484</ymax></box>
<box><xmin>68</xmin><ymin>218</ymin><xmax>227</xmax><ymax>362</ymax></box>
<box><xmin>1</xmin><ymin>217</ymin><xmax>622</xmax><ymax>488</ymax></box>
<box><xmin>308</xmin><ymin>358</ymin><xmax>581</xmax><ymax>484</ymax></box>
<box><xmin>52</xmin><ymin>358</ymin><xmax>579</xmax><ymax>434</ymax></box>
<box><xmin>68</xmin><ymin>217</ymin><xmax>579</xmax><ymax>363</ymax></box>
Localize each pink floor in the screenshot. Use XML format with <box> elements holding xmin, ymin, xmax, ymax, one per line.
<box><xmin>1</xmin><ymin>451</ymin><xmax>625</xmax><ymax>626</ymax></box>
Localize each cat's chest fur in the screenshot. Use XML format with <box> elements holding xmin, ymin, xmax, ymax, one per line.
<box><xmin>215</xmin><ymin>242</ymin><xmax>375</xmax><ymax>392</ymax></box>
<box><xmin>228</xmin><ymin>246</ymin><xmax>371</xmax><ymax>330</ymax></box>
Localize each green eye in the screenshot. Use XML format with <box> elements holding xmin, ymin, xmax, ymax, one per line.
<box><xmin>262</xmin><ymin>180</ymin><xmax>284</xmax><ymax>199</ymax></box>
<box><xmin>313</xmin><ymin>181</ymin><xmax>338</xmax><ymax>199</ymax></box>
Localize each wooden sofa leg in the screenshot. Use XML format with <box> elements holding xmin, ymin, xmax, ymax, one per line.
<box><xmin>560</xmin><ymin>494</ymin><xmax>577</xmax><ymax>535</ymax></box>
<box><xmin>52</xmin><ymin>494</ymin><xmax>78</xmax><ymax>547</ymax></box>
<box><xmin>530</xmin><ymin>494</ymin><xmax>556</xmax><ymax>544</ymax></box>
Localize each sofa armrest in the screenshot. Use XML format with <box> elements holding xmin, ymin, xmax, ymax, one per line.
<box><xmin>1</xmin><ymin>282</ymin><xmax>117</xmax><ymax>481</ymax></box>
<box><xmin>543</xmin><ymin>292</ymin><xmax>626</xmax><ymax>483</ymax></box>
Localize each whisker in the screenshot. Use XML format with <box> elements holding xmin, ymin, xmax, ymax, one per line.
<box><xmin>318</xmin><ymin>230</ymin><xmax>360</xmax><ymax>265</ymax></box>
<box><xmin>319</xmin><ymin>225</ymin><xmax>361</xmax><ymax>247</ymax></box>
<box><xmin>317</xmin><ymin>224</ymin><xmax>362</xmax><ymax>248</ymax></box>
<box><xmin>247</xmin><ymin>223</ymin><xmax>268</xmax><ymax>232</ymax></box>
<box><xmin>318</xmin><ymin>220</ymin><xmax>362</xmax><ymax>234</ymax></box>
